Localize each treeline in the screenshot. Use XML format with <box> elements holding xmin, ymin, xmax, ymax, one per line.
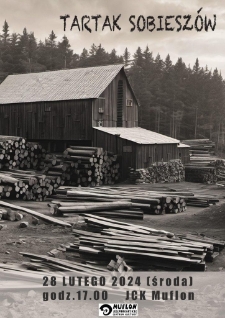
<box><xmin>128</xmin><ymin>47</ymin><xmax>225</xmax><ymax>147</ymax></box>
<box><xmin>0</xmin><ymin>21</ymin><xmax>123</xmax><ymax>77</ymax></box>
<box><xmin>0</xmin><ymin>21</ymin><xmax>224</xmax><ymax>146</ymax></box>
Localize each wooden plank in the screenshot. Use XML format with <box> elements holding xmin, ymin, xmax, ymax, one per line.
<box><xmin>0</xmin><ymin>201</ymin><xmax>71</xmax><ymax>227</ymax></box>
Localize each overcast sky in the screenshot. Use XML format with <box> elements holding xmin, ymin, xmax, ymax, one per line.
<box><xmin>0</xmin><ymin>0</ymin><xmax>224</xmax><ymax>76</ymax></box>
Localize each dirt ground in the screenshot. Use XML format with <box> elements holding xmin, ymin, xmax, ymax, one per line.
<box><xmin>0</xmin><ymin>181</ymin><xmax>225</xmax><ymax>271</ymax></box>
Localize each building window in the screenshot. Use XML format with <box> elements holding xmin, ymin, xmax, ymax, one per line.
<box><xmin>126</xmin><ymin>99</ymin><xmax>133</xmax><ymax>107</ymax></box>
<box><xmin>98</xmin><ymin>99</ymin><xmax>105</xmax><ymax>114</ymax></box>
<box><xmin>44</xmin><ymin>103</ymin><xmax>51</xmax><ymax>112</ymax></box>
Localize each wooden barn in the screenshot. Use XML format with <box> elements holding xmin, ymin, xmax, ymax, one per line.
<box><xmin>0</xmin><ymin>64</ymin><xmax>185</xmax><ymax>179</ymax></box>
<box><xmin>0</xmin><ymin>64</ymin><xmax>138</xmax><ymax>151</ymax></box>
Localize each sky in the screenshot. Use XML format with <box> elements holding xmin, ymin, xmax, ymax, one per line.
<box><xmin>0</xmin><ymin>0</ymin><xmax>224</xmax><ymax>76</ymax></box>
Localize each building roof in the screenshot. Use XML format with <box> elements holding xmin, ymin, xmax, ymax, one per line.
<box><xmin>0</xmin><ymin>64</ymin><xmax>125</xmax><ymax>104</ymax></box>
<box><xmin>177</xmin><ymin>143</ymin><xmax>190</xmax><ymax>148</ymax></box>
<box><xmin>94</xmin><ymin>127</ymin><xmax>180</xmax><ymax>145</ymax></box>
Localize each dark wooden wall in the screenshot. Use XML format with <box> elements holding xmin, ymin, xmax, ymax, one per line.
<box><xmin>92</xmin><ymin>69</ymin><xmax>138</xmax><ymax>128</ymax></box>
<box><xmin>93</xmin><ymin>129</ymin><xmax>136</xmax><ymax>179</ymax></box>
<box><xmin>177</xmin><ymin>147</ymin><xmax>190</xmax><ymax>164</ymax></box>
<box><xmin>0</xmin><ymin>99</ymin><xmax>93</xmax><ymax>141</ymax></box>
<box><xmin>93</xmin><ymin>129</ymin><xmax>181</xmax><ymax>179</ymax></box>
<box><xmin>135</xmin><ymin>144</ymin><xmax>179</xmax><ymax>169</ymax></box>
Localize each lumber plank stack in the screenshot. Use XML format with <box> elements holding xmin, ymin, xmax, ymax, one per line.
<box><xmin>16</xmin><ymin>214</ymin><xmax>224</xmax><ymax>272</ymax></box>
<box><xmin>68</xmin><ymin>214</ymin><xmax>224</xmax><ymax>271</ymax></box>
<box><xmin>8</xmin><ymin>214</ymin><xmax>223</xmax><ymax>272</ymax></box>
<box><xmin>129</xmin><ymin>160</ymin><xmax>185</xmax><ymax>184</ymax></box>
<box><xmin>182</xmin><ymin>139</ymin><xmax>225</xmax><ymax>184</ymax></box>
<box><xmin>182</xmin><ymin>139</ymin><xmax>216</xmax><ymax>155</ymax></box>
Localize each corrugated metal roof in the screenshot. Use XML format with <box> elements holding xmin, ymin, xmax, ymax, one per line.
<box><xmin>0</xmin><ymin>64</ymin><xmax>124</xmax><ymax>104</ymax></box>
<box><xmin>94</xmin><ymin>127</ymin><xmax>180</xmax><ymax>144</ymax></box>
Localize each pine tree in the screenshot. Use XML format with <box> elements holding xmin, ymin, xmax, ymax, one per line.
<box><xmin>0</xmin><ymin>21</ymin><xmax>13</xmax><ymax>73</ymax></box>
<box><xmin>57</xmin><ymin>35</ymin><xmax>73</xmax><ymax>69</ymax></box>
<box><xmin>45</xmin><ymin>31</ymin><xmax>57</xmax><ymax>70</ymax></box>
<box><xmin>36</xmin><ymin>40</ymin><xmax>48</xmax><ymax>70</ymax></box>
<box><xmin>89</xmin><ymin>43</ymin><xmax>97</xmax><ymax>57</ymax></box>
<box><xmin>109</xmin><ymin>49</ymin><xmax>120</xmax><ymax>64</ymax></box>
<box><xmin>10</xmin><ymin>32</ymin><xmax>26</xmax><ymax>73</ymax></box>
<box><xmin>78</xmin><ymin>48</ymin><xmax>89</xmax><ymax>67</ymax></box>
<box><xmin>1</xmin><ymin>20</ymin><xmax>10</xmax><ymax>46</ymax></box>
<box><xmin>19</xmin><ymin>28</ymin><xmax>29</xmax><ymax>60</ymax></box>
<box><xmin>94</xmin><ymin>44</ymin><xmax>108</xmax><ymax>65</ymax></box>
<box><xmin>123</xmin><ymin>47</ymin><xmax>130</xmax><ymax>67</ymax></box>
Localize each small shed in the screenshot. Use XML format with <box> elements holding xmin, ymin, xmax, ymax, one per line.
<box><xmin>93</xmin><ymin>127</ymin><xmax>180</xmax><ymax>179</ymax></box>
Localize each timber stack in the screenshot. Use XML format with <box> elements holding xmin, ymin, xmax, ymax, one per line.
<box><xmin>0</xmin><ymin>136</ymin><xmax>122</xmax><ymax>200</ymax></box>
<box><xmin>129</xmin><ymin>160</ymin><xmax>185</xmax><ymax>184</ymax></box>
<box><xmin>0</xmin><ymin>136</ymin><xmax>46</xmax><ymax>171</ymax></box>
<box><xmin>182</xmin><ymin>138</ymin><xmax>216</xmax><ymax>163</ymax></box>
<box><xmin>0</xmin><ymin>170</ymin><xmax>63</xmax><ymax>201</ymax></box>
<box><xmin>209</xmin><ymin>160</ymin><xmax>225</xmax><ymax>184</ymax></box>
<box><xmin>68</xmin><ymin>214</ymin><xmax>224</xmax><ymax>271</ymax></box>
<box><xmin>43</xmin><ymin>146</ymin><xmax>121</xmax><ymax>187</ymax></box>
<box><xmin>50</xmin><ymin>185</ymin><xmax>220</xmax><ymax>216</ymax></box>
<box><xmin>14</xmin><ymin>215</ymin><xmax>224</xmax><ymax>272</ymax></box>
<box><xmin>62</xmin><ymin>146</ymin><xmax>120</xmax><ymax>186</ymax></box>
<box><xmin>182</xmin><ymin>139</ymin><xmax>225</xmax><ymax>183</ymax></box>
<box><xmin>185</xmin><ymin>166</ymin><xmax>217</xmax><ymax>183</ymax></box>
<box><xmin>51</xmin><ymin>186</ymin><xmax>189</xmax><ymax>215</ymax></box>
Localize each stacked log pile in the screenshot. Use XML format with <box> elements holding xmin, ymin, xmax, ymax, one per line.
<box><xmin>50</xmin><ymin>186</ymin><xmax>189</xmax><ymax>215</ymax></box>
<box><xmin>129</xmin><ymin>160</ymin><xmax>184</xmax><ymax>184</ymax></box>
<box><xmin>0</xmin><ymin>137</ymin><xmax>121</xmax><ymax>200</ymax></box>
<box><xmin>41</xmin><ymin>146</ymin><xmax>121</xmax><ymax>187</ymax></box>
<box><xmin>0</xmin><ymin>170</ymin><xmax>63</xmax><ymax>201</ymax></box>
<box><xmin>51</xmin><ymin>185</ymin><xmax>220</xmax><ymax>217</ymax></box>
<box><xmin>183</xmin><ymin>139</ymin><xmax>224</xmax><ymax>183</ymax></box>
<box><xmin>69</xmin><ymin>214</ymin><xmax>224</xmax><ymax>271</ymax></box>
<box><xmin>185</xmin><ymin>166</ymin><xmax>217</xmax><ymax>183</ymax></box>
<box><xmin>0</xmin><ymin>136</ymin><xmax>46</xmax><ymax>170</ymax></box>
<box><xmin>62</xmin><ymin>146</ymin><xmax>120</xmax><ymax>186</ymax></box>
<box><xmin>185</xmin><ymin>159</ymin><xmax>225</xmax><ymax>184</ymax></box>
<box><xmin>0</xmin><ymin>137</ymin><xmax>65</xmax><ymax>201</ymax></box>
<box><xmin>209</xmin><ymin>160</ymin><xmax>225</xmax><ymax>183</ymax></box>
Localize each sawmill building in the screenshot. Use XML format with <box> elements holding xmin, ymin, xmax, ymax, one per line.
<box><xmin>0</xmin><ymin>64</ymin><xmax>188</xmax><ymax>179</ymax></box>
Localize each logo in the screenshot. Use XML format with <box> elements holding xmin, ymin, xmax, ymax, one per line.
<box><xmin>99</xmin><ymin>304</ymin><xmax>113</xmax><ymax>316</ymax></box>
<box><xmin>99</xmin><ymin>303</ymin><xmax>138</xmax><ymax>316</ymax></box>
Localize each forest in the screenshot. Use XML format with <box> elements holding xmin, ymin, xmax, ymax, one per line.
<box><xmin>0</xmin><ymin>21</ymin><xmax>224</xmax><ymax>148</ymax></box>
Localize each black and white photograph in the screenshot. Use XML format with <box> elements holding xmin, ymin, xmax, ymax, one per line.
<box><xmin>0</xmin><ymin>0</ymin><xmax>224</xmax><ymax>317</ymax></box>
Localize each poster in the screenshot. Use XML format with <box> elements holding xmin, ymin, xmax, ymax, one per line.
<box><xmin>0</xmin><ymin>0</ymin><xmax>224</xmax><ymax>317</ymax></box>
